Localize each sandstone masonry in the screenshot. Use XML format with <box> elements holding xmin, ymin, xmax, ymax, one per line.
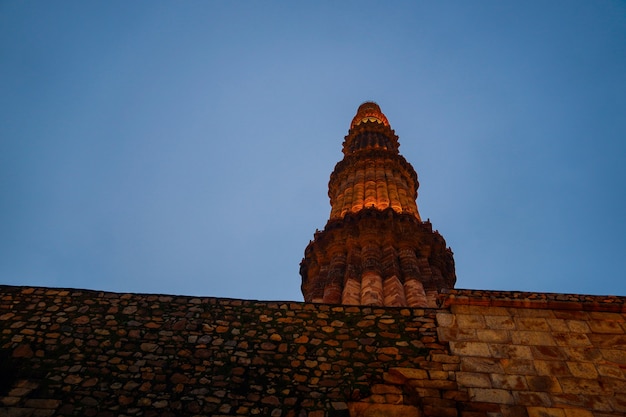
<box><xmin>1</xmin><ymin>285</ymin><xmax>626</xmax><ymax>416</ymax></box>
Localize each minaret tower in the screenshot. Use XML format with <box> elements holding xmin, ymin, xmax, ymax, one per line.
<box><xmin>300</xmin><ymin>102</ymin><xmax>455</xmax><ymax>307</ymax></box>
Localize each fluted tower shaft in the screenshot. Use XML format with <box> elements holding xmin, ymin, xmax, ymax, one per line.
<box><xmin>300</xmin><ymin>102</ymin><xmax>455</xmax><ymax>307</ymax></box>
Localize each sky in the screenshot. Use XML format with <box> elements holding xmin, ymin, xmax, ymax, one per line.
<box><xmin>1</xmin><ymin>1</ymin><xmax>625</xmax><ymax>301</ymax></box>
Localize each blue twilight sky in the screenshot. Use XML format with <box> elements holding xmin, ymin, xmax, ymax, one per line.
<box><xmin>1</xmin><ymin>2</ymin><xmax>625</xmax><ymax>301</ymax></box>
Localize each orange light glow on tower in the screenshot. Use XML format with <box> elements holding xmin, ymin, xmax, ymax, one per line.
<box><xmin>301</xmin><ymin>102</ymin><xmax>455</xmax><ymax>307</ymax></box>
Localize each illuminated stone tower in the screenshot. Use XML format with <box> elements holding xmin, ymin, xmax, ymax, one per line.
<box><xmin>300</xmin><ymin>102</ymin><xmax>456</xmax><ymax>307</ymax></box>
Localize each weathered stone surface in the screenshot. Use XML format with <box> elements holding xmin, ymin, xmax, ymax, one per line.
<box><xmin>0</xmin><ymin>285</ymin><xmax>440</xmax><ymax>416</ymax></box>
<box><xmin>1</xmin><ymin>286</ymin><xmax>625</xmax><ymax>416</ymax></box>
<box><xmin>456</xmin><ymin>372</ymin><xmax>492</xmax><ymax>388</ymax></box>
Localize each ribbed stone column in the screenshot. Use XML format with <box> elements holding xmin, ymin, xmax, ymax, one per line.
<box><xmin>342</xmin><ymin>278</ymin><xmax>361</xmax><ymax>305</ymax></box>
<box><xmin>311</xmin><ymin>264</ymin><xmax>328</xmax><ymax>303</ymax></box>
<box><xmin>375</xmin><ymin>161</ymin><xmax>389</xmax><ymax>209</ymax></box>
<box><xmin>384</xmin><ymin>276</ymin><xmax>407</xmax><ymax>306</ymax></box>
<box><xmin>300</xmin><ymin>102</ymin><xmax>456</xmax><ymax>306</ymax></box>
<box><xmin>360</xmin><ymin>239</ymin><xmax>383</xmax><ymax>305</ymax></box>
<box><xmin>322</xmin><ymin>252</ymin><xmax>346</xmax><ymax>304</ymax></box>
<box><xmin>323</xmin><ymin>283</ymin><xmax>342</xmax><ymax>304</ymax></box>
<box><xmin>404</xmin><ymin>278</ymin><xmax>428</xmax><ymax>307</ymax></box>
<box><xmin>361</xmin><ymin>272</ymin><xmax>384</xmax><ymax>306</ymax></box>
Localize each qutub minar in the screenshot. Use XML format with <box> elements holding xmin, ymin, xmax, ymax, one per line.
<box><xmin>1</xmin><ymin>101</ymin><xmax>625</xmax><ymax>417</ymax></box>
<box><xmin>300</xmin><ymin>102</ymin><xmax>455</xmax><ymax>307</ymax></box>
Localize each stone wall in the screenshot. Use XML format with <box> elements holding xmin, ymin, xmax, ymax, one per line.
<box><xmin>0</xmin><ymin>285</ymin><xmax>440</xmax><ymax>417</ymax></box>
<box><xmin>350</xmin><ymin>290</ymin><xmax>626</xmax><ymax>417</ymax></box>
<box><xmin>1</xmin><ymin>285</ymin><xmax>625</xmax><ymax>417</ymax></box>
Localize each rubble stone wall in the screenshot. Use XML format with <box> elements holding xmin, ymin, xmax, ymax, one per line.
<box><xmin>1</xmin><ymin>285</ymin><xmax>625</xmax><ymax>417</ymax></box>
<box><xmin>0</xmin><ymin>286</ymin><xmax>440</xmax><ymax>417</ymax></box>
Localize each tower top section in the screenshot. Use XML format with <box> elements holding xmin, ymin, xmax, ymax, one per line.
<box><xmin>350</xmin><ymin>101</ymin><xmax>390</xmax><ymax>129</ymax></box>
<box><xmin>330</xmin><ymin>102</ymin><xmax>419</xmax><ymax>220</ymax></box>
<box><xmin>301</xmin><ymin>101</ymin><xmax>456</xmax><ymax>306</ymax></box>
<box><xmin>343</xmin><ymin>102</ymin><xmax>400</xmax><ymax>156</ymax></box>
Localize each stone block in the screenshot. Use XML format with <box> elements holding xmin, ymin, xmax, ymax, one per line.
<box><xmin>140</xmin><ymin>342</ymin><xmax>159</xmax><ymax>352</ymax></box>
<box><xmin>437</xmin><ymin>327</ymin><xmax>478</xmax><ymax>342</ymax></box>
<box><xmin>511</xmin><ymin>331</ymin><xmax>556</xmax><ymax>346</ymax></box>
<box><xmin>0</xmin><ymin>397</ymin><xmax>21</xmax><ymax>406</ymax></box>
<box><xmin>525</xmin><ymin>375</ymin><xmax>562</xmax><ymax>393</ymax></box>
<box><xmin>456</xmin><ymin>314</ymin><xmax>486</xmax><ymax>329</ymax></box>
<box><xmin>428</xmin><ymin>370</ymin><xmax>450</xmax><ymax>380</ymax></box>
<box><xmin>531</xmin><ymin>346</ymin><xmax>566</xmax><ymax>360</ymax></box>
<box><xmin>475</xmin><ymin>329</ymin><xmax>511</xmax><ymax>343</ymax></box>
<box><xmin>450</xmin><ymin>341</ymin><xmax>491</xmax><ymax>357</ymax></box>
<box><xmin>490</xmin><ymin>374</ymin><xmax>528</xmax><ymax>390</ymax></box>
<box><xmin>436</xmin><ymin>312</ymin><xmax>455</xmax><ymax>327</ymax></box>
<box><xmin>566</xmin><ymin>361</ymin><xmax>598</xmax><ymax>379</ymax></box>
<box><xmin>558</xmin><ymin>377</ymin><xmax>607</xmax><ymax>395</ymax></box>
<box><xmin>456</xmin><ymin>372</ymin><xmax>492</xmax><ymax>388</ymax></box>
<box><xmin>588</xmin><ymin>319</ymin><xmax>624</xmax><ymax>334</ymax></box>
<box><xmin>468</xmin><ymin>388</ymin><xmax>514</xmax><ymax>404</ymax></box>
<box><xmin>565</xmin><ymin>320</ymin><xmax>590</xmax><ymax>333</ymax></box>
<box><xmin>11</xmin><ymin>344</ymin><xmax>34</xmax><ymax>358</ymax></box>
<box><xmin>587</xmin><ymin>333</ymin><xmax>626</xmax><ymax>349</ymax></box>
<box><xmin>514</xmin><ymin>317</ymin><xmax>550</xmax><ymax>331</ymax></box>
<box><xmin>7</xmin><ymin>387</ymin><xmax>32</xmax><ymax>397</ymax></box>
<box><xmin>553</xmin><ymin>310</ymin><xmax>589</xmax><ymax>320</ymax></box>
<box><xmin>461</xmin><ymin>357</ymin><xmax>503</xmax><ymax>373</ymax></box>
<box><xmin>485</xmin><ymin>315</ymin><xmax>516</xmax><ymax>330</ymax></box>
<box><xmin>552</xmin><ymin>332</ymin><xmax>591</xmax><ymax>347</ymax></box>
<box><xmin>596</xmin><ymin>364</ymin><xmax>625</xmax><ymax>379</ymax></box>
<box><xmin>602</xmin><ymin>375</ymin><xmax>626</xmax><ymax>393</ymax></box>
<box><xmin>369</xmin><ymin>394</ymin><xmax>387</xmax><ymax>403</ymax></box>
<box><xmin>581</xmin><ymin>394</ymin><xmax>616</xmax><ymax>412</ymax></box>
<box><xmin>442</xmin><ymin>363</ymin><xmax>461</xmax><ymax>372</ymax></box>
<box><xmin>411</xmin><ymin>387</ymin><xmax>441</xmax><ymax>398</ymax></box>
<box><xmin>383</xmin><ymin>371</ymin><xmax>406</xmax><ymax>385</ymax></box>
<box><xmin>431</xmin><ymin>354</ymin><xmax>461</xmax><ymax>364</ymax></box>
<box><xmin>600</xmin><ymin>349</ymin><xmax>626</xmax><ymax>365</ymax></box>
<box><xmin>490</xmin><ymin>344</ymin><xmax>533</xmax><ymax>359</ymax></box>
<box><xmin>331</xmin><ymin>401</ymin><xmax>348</xmax><ymax>410</ymax></box>
<box><xmin>513</xmin><ymin>391</ymin><xmax>552</xmax><ymax>407</ymax></box>
<box><xmin>533</xmin><ymin>360</ymin><xmax>572</xmax><ymax>377</ymax></box>
<box><xmin>589</xmin><ymin>311</ymin><xmax>626</xmax><ymax>322</ymax></box>
<box><xmin>562</xmin><ymin>347</ymin><xmax>602</xmax><ymax>362</ymax></box>
<box><xmin>545</xmin><ymin>318</ymin><xmax>569</xmax><ymax>332</ymax></box>
<box><xmin>409</xmin><ymin>378</ymin><xmax>457</xmax><ymax>390</ymax></box>
<box><xmin>500</xmin><ymin>359</ymin><xmax>537</xmax><ymax>375</ymax></box>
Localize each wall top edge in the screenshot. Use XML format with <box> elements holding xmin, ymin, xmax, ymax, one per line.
<box><xmin>2</xmin><ymin>285</ymin><xmax>625</xmax><ymax>313</ymax></box>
